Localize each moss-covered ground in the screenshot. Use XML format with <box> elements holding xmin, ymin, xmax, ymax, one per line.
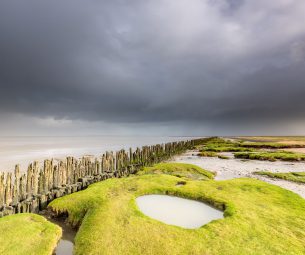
<box><xmin>255</xmin><ymin>171</ymin><xmax>305</xmax><ymax>184</ymax></box>
<box><xmin>197</xmin><ymin>138</ymin><xmax>305</xmax><ymax>162</ymax></box>
<box><xmin>137</xmin><ymin>162</ymin><xmax>215</xmax><ymax>180</ymax></box>
<box><xmin>199</xmin><ymin>137</ymin><xmax>305</xmax><ymax>153</ymax></box>
<box><xmin>0</xmin><ymin>213</ymin><xmax>61</xmax><ymax>255</ymax></box>
<box><xmin>198</xmin><ymin>137</ymin><xmax>252</xmax><ymax>153</ymax></box>
<box><xmin>237</xmin><ymin>136</ymin><xmax>305</xmax><ymax>145</ymax></box>
<box><xmin>234</xmin><ymin>151</ymin><xmax>305</xmax><ymax>161</ymax></box>
<box><xmin>49</xmin><ymin>163</ymin><xmax>305</xmax><ymax>255</ymax></box>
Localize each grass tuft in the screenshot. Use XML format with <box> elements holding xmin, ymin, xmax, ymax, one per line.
<box><xmin>255</xmin><ymin>171</ymin><xmax>305</xmax><ymax>184</ymax></box>
<box><xmin>234</xmin><ymin>151</ymin><xmax>305</xmax><ymax>162</ymax></box>
<box><xmin>198</xmin><ymin>151</ymin><xmax>218</xmax><ymax>157</ymax></box>
<box><xmin>218</xmin><ymin>155</ymin><xmax>230</xmax><ymax>160</ymax></box>
<box><xmin>198</xmin><ymin>137</ymin><xmax>305</xmax><ymax>154</ymax></box>
<box><xmin>137</xmin><ymin>163</ymin><xmax>215</xmax><ymax>180</ymax></box>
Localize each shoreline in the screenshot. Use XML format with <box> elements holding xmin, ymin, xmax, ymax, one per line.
<box><xmin>172</xmin><ymin>150</ymin><xmax>305</xmax><ymax>198</ymax></box>
<box><xmin>0</xmin><ymin>136</ymin><xmax>196</xmax><ymax>172</ymax></box>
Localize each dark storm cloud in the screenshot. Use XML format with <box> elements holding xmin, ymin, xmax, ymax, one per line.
<box><xmin>0</xmin><ymin>0</ymin><xmax>305</xmax><ymax>134</ymax></box>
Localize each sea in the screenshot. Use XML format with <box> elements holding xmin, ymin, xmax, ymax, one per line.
<box><xmin>0</xmin><ymin>136</ymin><xmax>199</xmax><ymax>172</ymax></box>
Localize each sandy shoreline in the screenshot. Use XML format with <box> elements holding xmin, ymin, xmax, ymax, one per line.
<box><xmin>171</xmin><ymin>150</ymin><xmax>305</xmax><ymax>198</ymax></box>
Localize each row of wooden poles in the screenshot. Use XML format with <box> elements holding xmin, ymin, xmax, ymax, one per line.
<box><xmin>0</xmin><ymin>138</ymin><xmax>206</xmax><ymax>216</ymax></box>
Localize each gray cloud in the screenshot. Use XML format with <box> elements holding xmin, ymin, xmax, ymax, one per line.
<box><xmin>0</xmin><ymin>0</ymin><xmax>305</xmax><ymax>135</ymax></box>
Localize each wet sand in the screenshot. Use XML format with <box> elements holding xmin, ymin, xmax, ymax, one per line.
<box><xmin>283</xmin><ymin>148</ymin><xmax>305</xmax><ymax>154</ymax></box>
<box><xmin>171</xmin><ymin>151</ymin><xmax>305</xmax><ymax>198</ymax></box>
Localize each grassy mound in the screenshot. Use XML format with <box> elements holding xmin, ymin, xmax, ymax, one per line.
<box><xmin>218</xmin><ymin>155</ymin><xmax>229</xmax><ymax>159</ymax></box>
<box><xmin>237</xmin><ymin>136</ymin><xmax>305</xmax><ymax>145</ymax></box>
<box><xmin>198</xmin><ymin>137</ymin><xmax>251</xmax><ymax>153</ymax></box>
<box><xmin>137</xmin><ymin>163</ymin><xmax>215</xmax><ymax>180</ymax></box>
<box><xmin>198</xmin><ymin>151</ymin><xmax>230</xmax><ymax>159</ymax></box>
<box><xmin>198</xmin><ymin>151</ymin><xmax>219</xmax><ymax>157</ymax></box>
<box><xmin>199</xmin><ymin>137</ymin><xmax>305</xmax><ymax>154</ymax></box>
<box><xmin>49</xmin><ymin>164</ymin><xmax>305</xmax><ymax>255</ymax></box>
<box><xmin>0</xmin><ymin>213</ymin><xmax>61</xmax><ymax>255</ymax></box>
<box><xmin>239</xmin><ymin>142</ymin><xmax>305</xmax><ymax>149</ymax></box>
<box><xmin>255</xmin><ymin>171</ymin><xmax>305</xmax><ymax>184</ymax></box>
<box><xmin>235</xmin><ymin>151</ymin><xmax>305</xmax><ymax>161</ymax></box>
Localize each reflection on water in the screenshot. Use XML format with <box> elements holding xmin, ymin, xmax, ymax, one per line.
<box><xmin>55</xmin><ymin>239</ymin><xmax>74</xmax><ymax>255</ymax></box>
<box><xmin>42</xmin><ymin>213</ymin><xmax>75</xmax><ymax>255</ymax></box>
<box><xmin>136</xmin><ymin>195</ymin><xmax>223</xmax><ymax>229</ymax></box>
<box><xmin>50</xmin><ymin>218</ymin><xmax>75</xmax><ymax>255</ymax></box>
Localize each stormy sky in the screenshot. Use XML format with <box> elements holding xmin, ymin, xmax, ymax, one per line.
<box><xmin>0</xmin><ymin>0</ymin><xmax>305</xmax><ymax>136</ymax></box>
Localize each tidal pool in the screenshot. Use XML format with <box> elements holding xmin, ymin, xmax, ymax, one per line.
<box><xmin>136</xmin><ymin>195</ymin><xmax>223</xmax><ymax>229</ymax></box>
<box><xmin>53</xmin><ymin>222</ymin><xmax>75</xmax><ymax>255</ymax></box>
<box><xmin>42</xmin><ymin>214</ymin><xmax>75</xmax><ymax>255</ymax></box>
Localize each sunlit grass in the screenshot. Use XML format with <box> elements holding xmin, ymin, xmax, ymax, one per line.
<box><xmin>199</xmin><ymin>137</ymin><xmax>305</xmax><ymax>154</ymax></box>
<box><xmin>235</xmin><ymin>151</ymin><xmax>305</xmax><ymax>161</ymax></box>
<box><xmin>255</xmin><ymin>171</ymin><xmax>305</xmax><ymax>184</ymax></box>
<box><xmin>49</xmin><ymin>163</ymin><xmax>305</xmax><ymax>255</ymax></box>
<box><xmin>137</xmin><ymin>162</ymin><xmax>215</xmax><ymax>180</ymax></box>
<box><xmin>0</xmin><ymin>213</ymin><xmax>61</xmax><ymax>255</ymax></box>
<box><xmin>198</xmin><ymin>151</ymin><xmax>219</xmax><ymax>157</ymax></box>
<box><xmin>237</xmin><ymin>136</ymin><xmax>305</xmax><ymax>145</ymax></box>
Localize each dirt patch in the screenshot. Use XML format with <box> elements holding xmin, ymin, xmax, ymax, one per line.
<box><xmin>283</xmin><ymin>148</ymin><xmax>305</xmax><ymax>154</ymax></box>
<box><xmin>279</xmin><ymin>141</ymin><xmax>305</xmax><ymax>146</ymax></box>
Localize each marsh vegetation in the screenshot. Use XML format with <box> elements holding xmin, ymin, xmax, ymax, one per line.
<box><xmin>198</xmin><ymin>137</ymin><xmax>305</xmax><ymax>162</ymax></box>
<box><xmin>0</xmin><ymin>214</ymin><xmax>61</xmax><ymax>255</ymax></box>
<box><xmin>47</xmin><ymin>163</ymin><xmax>305</xmax><ymax>255</ymax></box>
<box><xmin>255</xmin><ymin>171</ymin><xmax>305</xmax><ymax>184</ymax></box>
<box><xmin>234</xmin><ymin>151</ymin><xmax>305</xmax><ymax>161</ymax></box>
<box><xmin>2</xmin><ymin>137</ymin><xmax>305</xmax><ymax>255</ymax></box>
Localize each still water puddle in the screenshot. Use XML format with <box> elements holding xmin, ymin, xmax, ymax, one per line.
<box><xmin>42</xmin><ymin>213</ymin><xmax>75</xmax><ymax>255</ymax></box>
<box><xmin>52</xmin><ymin>218</ymin><xmax>75</xmax><ymax>255</ymax></box>
<box><xmin>136</xmin><ymin>195</ymin><xmax>223</xmax><ymax>229</ymax></box>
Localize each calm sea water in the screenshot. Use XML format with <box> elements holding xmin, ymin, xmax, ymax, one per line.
<box><xmin>0</xmin><ymin>136</ymin><xmax>198</xmax><ymax>172</ymax></box>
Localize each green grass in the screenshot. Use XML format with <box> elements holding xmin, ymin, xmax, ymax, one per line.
<box><xmin>199</xmin><ymin>137</ymin><xmax>239</xmax><ymax>149</ymax></box>
<box><xmin>218</xmin><ymin>155</ymin><xmax>230</xmax><ymax>159</ymax></box>
<box><xmin>198</xmin><ymin>137</ymin><xmax>305</xmax><ymax>154</ymax></box>
<box><xmin>202</xmin><ymin>146</ymin><xmax>252</xmax><ymax>152</ymax></box>
<box><xmin>0</xmin><ymin>213</ymin><xmax>61</xmax><ymax>255</ymax></box>
<box><xmin>239</xmin><ymin>142</ymin><xmax>305</xmax><ymax>149</ymax></box>
<box><xmin>198</xmin><ymin>151</ymin><xmax>218</xmax><ymax>157</ymax></box>
<box><xmin>199</xmin><ymin>138</ymin><xmax>252</xmax><ymax>153</ymax></box>
<box><xmin>49</xmin><ymin>163</ymin><xmax>305</xmax><ymax>255</ymax></box>
<box><xmin>137</xmin><ymin>163</ymin><xmax>215</xmax><ymax>180</ymax></box>
<box><xmin>255</xmin><ymin>171</ymin><xmax>305</xmax><ymax>184</ymax></box>
<box><xmin>234</xmin><ymin>151</ymin><xmax>305</xmax><ymax>161</ymax></box>
<box><xmin>199</xmin><ymin>137</ymin><xmax>305</xmax><ymax>153</ymax></box>
<box><xmin>237</xmin><ymin>136</ymin><xmax>305</xmax><ymax>144</ymax></box>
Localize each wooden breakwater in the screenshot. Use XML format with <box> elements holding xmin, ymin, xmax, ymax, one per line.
<box><xmin>0</xmin><ymin>138</ymin><xmax>205</xmax><ymax>217</ymax></box>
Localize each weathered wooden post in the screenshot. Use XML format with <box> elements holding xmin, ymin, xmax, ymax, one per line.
<box><xmin>12</xmin><ymin>165</ymin><xmax>20</xmax><ymax>205</ymax></box>
<box><xmin>4</xmin><ymin>173</ymin><xmax>13</xmax><ymax>206</ymax></box>
<box><xmin>59</xmin><ymin>161</ymin><xmax>66</xmax><ymax>186</ymax></box>
<box><xmin>26</xmin><ymin>164</ymin><xmax>33</xmax><ymax>197</ymax></box>
<box><xmin>0</xmin><ymin>138</ymin><xmax>201</xmax><ymax>216</ymax></box>
<box><xmin>53</xmin><ymin>165</ymin><xmax>59</xmax><ymax>189</ymax></box>
<box><xmin>0</xmin><ymin>173</ymin><xmax>4</xmax><ymax>209</ymax></box>
<box><xmin>19</xmin><ymin>174</ymin><xmax>27</xmax><ymax>202</ymax></box>
<box><xmin>33</xmin><ymin>161</ymin><xmax>39</xmax><ymax>196</ymax></box>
